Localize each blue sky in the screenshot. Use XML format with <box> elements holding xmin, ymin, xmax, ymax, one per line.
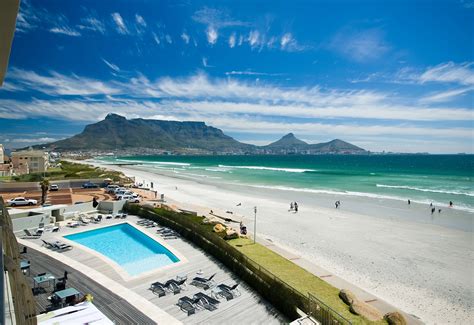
<box><xmin>0</xmin><ymin>0</ymin><xmax>473</xmax><ymax>153</ymax></box>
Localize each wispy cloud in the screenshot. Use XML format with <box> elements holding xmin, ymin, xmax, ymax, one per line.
<box><xmin>206</xmin><ymin>26</ymin><xmax>218</xmax><ymax>44</ymax></box>
<box><xmin>102</xmin><ymin>59</ymin><xmax>120</xmax><ymax>72</ymax></box>
<box><xmin>181</xmin><ymin>31</ymin><xmax>190</xmax><ymax>44</ymax></box>
<box><xmin>192</xmin><ymin>7</ymin><xmax>248</xmax><ymax>28</ymax></box>
<box><xmin>111</xmin><ymin>13</ymin><xmax>129</xmax><ymax>35</ymax></box>
<box><xmin>225</xmin><ymin>71</ymin><xmax>283</xmax><ymax>77</ymax></box>
<box><xmin>5</xmin><ymin>68</ymin><xmax>120</xmax><ymax>96</ymax></box>
<box><xmin>152</xmin><ymin>32</ymin><xmax>160</xmax><ymax>45</ymax></box>
<box><xmin>228</xmin><ymin>33</ymin><xmax>236</xmax><ymax>48</ymax></box>
<box><xmin>49</xmin><ymin>26</ymin><xmax>81</xmax><ymax>37</ymax></box>
<box><xmin>135</xmin><ymin>14</ymin><xmax>146</xmax><ymax>27</ymax></box>
<box><xmin>78</xmin><ymin>16</ymin><xmax>106</xmax><ymax>34</ymax></box>
<box><xmin>165</xmin><ymin>34</ymin><xmax>173</xmax><ymax>44</ymax></box>
<box><xmin>419</xmin><ymin>87</ymin><xmax>474</xmax><ymax>103</ymax></box>
<box><xmin>329</xmin><ymin>27</ymin><xmax>390</xmax><ymax>62</ymax></box>
<box><xmin>417</xmin><ymin>62</ymin><xmax>474</xmax><ymax>85</ymax></box>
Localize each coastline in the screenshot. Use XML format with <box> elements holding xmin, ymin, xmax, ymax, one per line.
<box><xmin>87</xmin><ymin>160</ymin><xmax>473</xmax><ymax>324</ymax></box>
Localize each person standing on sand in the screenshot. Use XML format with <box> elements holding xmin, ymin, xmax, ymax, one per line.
<box><xmin>290</xmin><ymin>202</ymin><xmax>294</xmax><ymax>211</ymax></box>
<box><xmin>431</xmin><ymin>207</ymin><xmax>435</xmax><ymax>214</ymax></box>
<box><xmin>294</xmin><ymin>202</ymin><xmax>298</xmax><ymax>213</ymax></box>
<box><xmin>449</xmin><ymin>201</ymin><xmax>453</xmax><ymax>207</ymax></box>
<box><xmin>408</xmin><ymin>199</ymin><xmax>411</xmax><ymax>205</ymax></box>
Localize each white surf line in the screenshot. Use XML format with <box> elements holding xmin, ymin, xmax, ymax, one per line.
<box><xmin>18</xmin><ymin>238</ymin><xmax>182</xmax><ymax>325</ymax></box>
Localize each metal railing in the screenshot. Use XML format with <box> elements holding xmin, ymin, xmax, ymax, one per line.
<box><xmin>1</xmin><ymin>197</ymin><xmax>37</xmax><ymax>324</ymax></box>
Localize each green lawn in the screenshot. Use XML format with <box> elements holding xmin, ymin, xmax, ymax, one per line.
<box><xmin>228</xmin><ymin>237</ymin><xmax>386</xmax><ymax>325</ymax></box>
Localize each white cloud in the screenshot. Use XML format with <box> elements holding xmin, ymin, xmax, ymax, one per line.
<box><xmin>165</xmin><ymin>34</ymin><xmax>173</xmax><ymax>44</ymax></box>
<box><xmin>181</xmin><ymin>32</ymin><xmax>190</xmax><ymax>44</ymax></box>
<box><xmin>420</xmin><ymin>87</ymin><xmax>474</xmax><ymax>103</ymax></box>
<box><xmin>152</xmin><ymin>32</ymin><xmax>160</xmax><ymax>45</ymax></box>
<box><xmin>49</xmin><ymin>26</ymin><xmax>81</xmax><ymax>37</ymax></box>
<box><xmin>330</xmin><ymin>27</ymin><xmax>389</xmax><ymax>62</ymax></box>
<box><xmin>192</xmin><ymin>7</ymin><xmax>248</xmax><ymax>28</ymax></box>
<box><xmin>418</xmin><ymin>62</ymin><xmax>474</xmax><ymax>85</ymax></box>
<box><xmin>111</xmin><ymin>13</ymin><xmax>129</xmax><ymax>35</ymax></box>
<box><xmin>102</xmin><ymin>59</ymin><xmax>120</xmax><ymax>72</ymax></box>
<box><xmin>206</xmin><ymin>26</ymin><xmax>218</xmax><ymax>44</ymax></box>
<box><xmin>229</xmin><ymin>33</ymin><xmax>236</xmax><ymax>48</ymax></box>
<box><xmin>248</xmin><ymin>30</ymin><xmax>260</xmax><ymax>48</ymax></box>
<box><xmin>78</xmin><ymin>16</ymin><xmax>106</xmax><ymax>34</ymax></box>
<box><xmin>6</xmin><ymin>68</ymin><xmax>120</xmax><ymax>96</ymax></box>
<box><xmin>135</xmin><ymin>14</ymin><xmax>146</xmax><ymax>27</ymax></box>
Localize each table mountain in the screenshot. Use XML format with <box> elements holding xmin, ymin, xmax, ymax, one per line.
<box><xmin>39</xmin><ymin>114</ymin><xmax>366</xmax><ymax>154</ymax></box>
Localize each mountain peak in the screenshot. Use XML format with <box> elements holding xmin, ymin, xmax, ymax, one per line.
<box><xmin>105</xmin><ymin>113</ymin><xmax>127</xmax><ymax>121</ymax></box>
<box><xmin>265</xmin><ymin>133</ymin><xmax>308</xmax><ymax>148</ymax></box>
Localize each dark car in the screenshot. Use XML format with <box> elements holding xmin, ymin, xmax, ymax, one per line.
<box><xmin>82</xmin><ymin>182</ymin><xmax>99</xmax><ymax>189</ymax></box>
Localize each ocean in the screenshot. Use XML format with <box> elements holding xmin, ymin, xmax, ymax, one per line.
<box><xmin>102</xmin><ymin>154</ymin><xmax>474</xmax><ymax>213</ymax></box>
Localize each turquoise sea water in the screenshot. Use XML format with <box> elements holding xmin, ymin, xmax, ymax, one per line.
<box><xmin>65</xmin><ymin>223</ymin><xmax>179</xmax><ymax>276</ymax></box>
<box><xmin>103</xmin><ymin>155</ymin><xmax>474</xmax><ymax>212</ymax></box>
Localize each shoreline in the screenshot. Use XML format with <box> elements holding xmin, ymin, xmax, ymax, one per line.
<box><xmin>87</xmin><ymin>160</ymin><xmax>473</xmax><ymax>324</ymax></box>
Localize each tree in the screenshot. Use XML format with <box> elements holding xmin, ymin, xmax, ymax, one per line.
<box><xmin>40</xmin><ymin>179</ymin><xmax>50</xmax><ymax>205</ymax></box>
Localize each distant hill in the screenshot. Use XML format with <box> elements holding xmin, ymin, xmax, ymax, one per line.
<box><xmin>260</xmin><ymin>134</ymin><xmax>366</xmax><ymax>154</ymax></box>
<box><xmin>38</xmin><ymin>114</ymin><xmax>366</xmax><ymax>154</ymax></box>
<box><xmin>44</xmin><ymin>113</ymin><xmax>253</xmax><ymax>153</ymax></box>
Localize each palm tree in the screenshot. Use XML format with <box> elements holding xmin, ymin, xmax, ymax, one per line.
<box><xmin>40</xmin><ymin>179</ymin><xmax>50</xmax><ymax>205</ymax></box>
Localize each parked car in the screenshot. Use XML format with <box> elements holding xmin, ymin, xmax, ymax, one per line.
<box><xmin>82</xmin><ymin>182</ymin><xmax>99</xmax><ymax>189</ymax></box>
<box><xmin>116</xmin><ymin>195</ymin><xmax>140</xmax><ymax>203</ymax></box>
<box><xmin>106</xmin><ymin>184</ymin><xmax>120</xmax><ymax>193</ymax></box>
<box><xmin>49</xmin><ymin>184</ymin><xmax>59</xmax><ymax>191</ymax></box>
<box><xmin>7</xmin><ymin>197</ymin><xmax>37</xmax><ymax>207</ymax></box>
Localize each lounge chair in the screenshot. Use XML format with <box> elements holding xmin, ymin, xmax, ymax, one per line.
<box><xmin>150</xmin><ymin>280</ymin><xmax>181</xmax><ymax>295</ymax></box>
<box><xmin>53</xmin><ymin>241</ymin><xmax>72</xmax><ymax>251</ymax></box>
<box><xmin>66</xmin><ymin>221</ymin><xmax>80</xmax><ymax>228</ymax></box>
<box><xmin>150</xmin><ymin>283</ymin><xmax>166</xmax><ymax>297</ymax></box>
<box><xmin>23</xmin><ymin>229</ymin><xmax>42</xmax><ymax>238</ymax></box>
<box><xmin>217</xmin><ymin>283</ymin><xmax>240</xmax><ymax>296</ymax></box>
<box><xmin>146</xmin><ymin>222</ymin><xmax>158</xmax><ymax>228</ymax></box>
<box><xmin>193</xmin><ymin>292</ymin><xmax>219</xmax><ymax>311</ymax></box>
<box><xmin>105</xmin><ymin>215</ymin><xmax>113</xmax><ymax>219</ymax></box>
<box><xmin>190</xmin><ymin>273</ymin><xmax>216</xmax><ymax>289</ymax></box>
<box><xmin>42</xmin><ymin>239</ymin><xmax>54</xmax><ymax>248</ymax></box>
<box><xmin>51</xmin><ymin>226</ymin><xmax>60</xmax><ymax>232</ymax></box>
<box><xmin>177</xmin><ymin>296</ymin><xmax>199</xmax><ymax>316</ymax></box>
<box><xmin>121</xmin><ymin>213</ymin><xmax>127</xmax><ymax>219</ymax></box>
<box><xmin>114</xmin><ymin>214</ymin><xmax>122</xmax><ymax>219</ymax></box>
<box><xmin>78</xmin><ymin>216</ymin><xmax>89</xmax><ymax>225</ymax></box>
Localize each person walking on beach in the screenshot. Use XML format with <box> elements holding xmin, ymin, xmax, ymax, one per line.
<box><xmin>449</xmin><ymin>201</ymin><xmax>453</xmax><ymax>207</ymax></box>
<box><xmin>431</xmin><ymin>207</ymin><xmax>435</xmax><ymax>215</ymax></box>
<box><xmin>290</xmin><ymin>202</ymin><xmax>294</xmax><ymax>211</ymax></box>
<box><xmin>408</xmin><ymin>199</ymin><xmax>411</xmax><ymax>205</ymax></box>
<box><xmin>294</xmin><ymin>202</ymin><xmax>298</xmax><ymax>213</ymax></box>
<box><xmin>335</xmin><ymin>200</ymin><xmax>341</xmax><ymax>209</ymax></box>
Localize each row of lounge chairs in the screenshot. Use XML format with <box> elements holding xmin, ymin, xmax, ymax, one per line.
<box><xmin>136</xmin><ymin>219</ymin><xmax>180</xmax><ymax>240</ymax></box>
<box><xmin>41</xmin><ymin>239</ymin><xmax>73</xmax><ymax>251</ymax></box>
<box><xmin>149</xmin><ymin>273</ymin><xmax>240</xmax><ymax>316</ymax></box>
<box><xmin>22</xmin><ymin>224</ymin><xmax>60</xmax><ymax>239</ymax></box>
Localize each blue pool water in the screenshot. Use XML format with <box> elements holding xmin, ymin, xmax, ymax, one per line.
<box><xmin>65</xmin><ymin>223</ymin><xmax>180</xmax><ymax>276</ymax></box>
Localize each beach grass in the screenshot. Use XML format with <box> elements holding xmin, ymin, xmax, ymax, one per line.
<box><xmin>3</xmin><ymin>161</ymin><xmax>130</xmax><ymax>183</ymax></box>
<box><xmin>228</xmin><ymin>237</ymin><xmax>386</xmax><ymax>324</ymax></box>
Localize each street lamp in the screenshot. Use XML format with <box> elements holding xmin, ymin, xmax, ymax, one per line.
<box><xmin>253</xmin><ymin>206</ymin><xmax>257</xmax><ymax>244</ymax></box>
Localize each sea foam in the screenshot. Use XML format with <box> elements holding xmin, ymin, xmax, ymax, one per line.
<box><xmin>218</xmin><ymin>165</ymin><xmax>315</xmax><ymax>173</ymax></box>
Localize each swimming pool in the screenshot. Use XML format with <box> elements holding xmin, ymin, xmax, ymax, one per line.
<box><xmin>65</xmin><ymin>223</ymin><xmax>180</xmax><ymax>276</ymax></box>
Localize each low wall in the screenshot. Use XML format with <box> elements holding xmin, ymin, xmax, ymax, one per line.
<box><xmin>98</xmin><ymin>200</ymin><xmax>126</xmax><ymax>215</ymax></box>
<box><xmin>0</xmin><ymin>182</ymin><xmax>39</xmax><ymax>193</ymax></box>
<box><xmin>10</xmin><ymin>211</ymin><xmax>50</xmax><ymax>233</ymax></box>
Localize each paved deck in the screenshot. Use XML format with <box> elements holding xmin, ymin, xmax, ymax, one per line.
<box><xmin>20</xmin><ymin>245</ymin><xmax>155</xmax><ymax>324</ymax></box>
<box><xmin>20</xmin><ymin>215</ymin><xmax>286</xmax><ymax>324</ymax></box>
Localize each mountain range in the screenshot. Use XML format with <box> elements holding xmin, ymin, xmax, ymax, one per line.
<box><xmin>40</xmin><ymin>114</ymin><xmax>366</xmax><ymax>154</ymax></box>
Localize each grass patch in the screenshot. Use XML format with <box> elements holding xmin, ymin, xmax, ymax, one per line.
<box><xmin>228</xmin><ymin>238</ymin><xmax>385</xmax><ymax>324</ymax></box>
<box><xmin>4</xmin><ymin>161</ymin><xmax>132</xmax><ymax>183</ymax></box>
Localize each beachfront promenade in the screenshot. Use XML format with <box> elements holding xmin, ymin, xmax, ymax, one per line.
<box><xmin>19</xmin><ymin>215</ymin><xmax>286</xmax><ymax>324</ymax></box>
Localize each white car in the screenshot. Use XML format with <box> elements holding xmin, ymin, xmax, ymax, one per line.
<box><xmin>106</xmin><ymin>184</ymin><xmax>120</xmax><ymax>193</ymax></box>
<box><xmin>116</xmin><ymin>195</ymin><xmax>140</xmax><ymax>203</ymax></box>
<box><xmin>7</xmin><ymin>197</ymin><xmax>37</xmax><ymax>207</ymax></box>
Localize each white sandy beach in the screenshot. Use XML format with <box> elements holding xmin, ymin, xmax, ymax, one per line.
<box><xmin>92</xmin><ymin>161</ymin><xmax>473</xmax><ymax>324</ymax></box>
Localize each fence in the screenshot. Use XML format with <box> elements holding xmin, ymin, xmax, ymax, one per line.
<box><xmin>0</xmin><ymin>197</ymin><xmax>37</xmax><ymax>324</ymax></box>
<box><xmin>126</xmin><ymin>204</ymin><xmax>351</xmax><ymax>324</ymax></box>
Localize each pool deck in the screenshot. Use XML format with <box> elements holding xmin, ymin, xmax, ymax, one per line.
<box><xmin>19</xmin><ymin>215</ymin><xmax>286</xmax><ymax>324</ymax></box>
